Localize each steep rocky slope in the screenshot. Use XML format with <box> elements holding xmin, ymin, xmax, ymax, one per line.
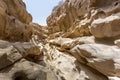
<box><xmin>0</xmin><ymin>0</ymin><xmax>55</xmax><ymax>80</ymax></box>
<box><xmin>0</xmin><ymin>0</ymin><xmax>120</xmax><ymax>80</ymax></box>
<box><xmin>46</xmin><ymin>0</ymin><xmax>120</xmax><ymax>80</ymax></box>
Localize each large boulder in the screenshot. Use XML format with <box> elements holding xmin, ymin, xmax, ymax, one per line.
<box><xmin>0</xmin><ymin>45</ymin><xmax>22</xmax><ymax>70</ymax></box>
<box><xmin>90</xmin><ymin>13</ymin><xmax>120</xmax><ymax>38</ymax></box>
<box><xmin>8</xmin><ymin>59</ymin><xmax>58</xmax><ymax>80</ymax></box>
<box><xmin>71</xmin><ymin>43</ymin><xmax>120</xmax><ymax>77</ymax></box>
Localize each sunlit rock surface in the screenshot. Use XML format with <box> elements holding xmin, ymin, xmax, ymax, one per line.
<box><xmin>0</xmin><ymin>0</ymin><xmax>120</xmax><ymax>80</ymax></box>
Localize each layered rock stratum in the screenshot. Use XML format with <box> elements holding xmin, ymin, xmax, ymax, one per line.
<box><xmin>0</xmin><ymin>0</ymin><xmax>120</xmax><ymax>80</ymax></box>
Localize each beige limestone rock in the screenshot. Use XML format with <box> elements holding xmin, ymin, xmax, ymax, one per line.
<box><xmin>0</xmin><ymin>0</ymin><xmax>32</xmax><ymax>41</ymax></box>
<box><xmin>49</xmin><ymin>36</ymin><xmax>95</xmax><ymax>51</ymax></box>
<box><xmin>43</xmin><ymin>43</ymin><xmax>109</xmax><ymax>80</ymax></box>
<box><xmin>114</xmin><ymin>39</ymin><xmax>120</xmax><ymax>47</ymax></box>
<box><xmin>71</xmin><ymin>43</ymin><xmax>120</xmax><ymax>77</ymax></box>
<box><xmin>0</xmin><ymin>45</ymin><xmax>22</xmax><ymax>70</ymax></box>
<box><xmin>9</xmin><ymin>59</ymin><xmax>57</xmax><ymax>80</ymax></box>
<box><xmin>40</xmin><ymin>0</ymin><xmax>120</xmax><ymax>79</ymax></box>
<box><xmin>30</xmin><ymin>23</ymin><xmax>48</xmax><ymax>40</ymax></box>
<box><xmin>109</xmin><ymin>76</ymin><xmax>120</xmax><ymax>80</ymax></box>
<box><xmin>0</xmin><ymin>74</ymin><xmax>12</xmax><ymax>80</ymax></box>
<box><xmin>0</xmin><ymin>59</ymin><xmax>57</xmax><ymax>80</ymax></box>
<box><xmin>47</xmin><ymin>0</ymin><xmax>91</xmax><ymax>38</ymax></box>
<box><xmin>0</xmin><ymin>0</ymin><xmax>120</xmax><ymax>80</ymax></box>
<box><xmin>43</xmin><ymin>44</ymin><xmax>80</xmax><ymax>80</ymax></box>
<box><xmin>0</xmin><ymin>40</ymin><xmax>57</xmax><ymax>80</ymax></box>
<box><xmin>49</xmin><ymin>37</ymin><xmax>73</xmax><ymax>46</ymax></box>
<box><xmin>90</xmin><ymin>13</ymin><xmax>120</xmax><ymax>38</ymax></box>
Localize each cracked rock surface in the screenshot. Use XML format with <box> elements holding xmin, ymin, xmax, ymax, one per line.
<box><xmin>0</xmin><ymin>0</ymin><xmax>120</xmax><ymax>80</ymax></box>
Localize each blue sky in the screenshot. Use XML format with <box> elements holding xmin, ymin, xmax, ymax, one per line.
<box><xmin>23</xmin><ymin>0</ymin><xmax>62</xmax><ymax>26</ymax></box>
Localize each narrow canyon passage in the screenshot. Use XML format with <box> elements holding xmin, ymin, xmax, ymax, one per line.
<box><xmin>0</xmin><ymin>0</ymin><xmax>120</xmax><ymax>80</ymax></box>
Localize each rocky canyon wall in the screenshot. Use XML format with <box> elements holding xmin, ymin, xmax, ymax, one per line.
<box><xmin>0</xmin><ymin>0</ymin><xmax>120</xmax><ymax>80</ymax></box>
<box><xmin>0</xmin><ymin>0</ymin><xmax>55</xmax><ymax>80</ymax></box>
<box><xmin>0</xmin><ymin>0</ymin><xmax>33</xmax><ymax>41</ymax></box>
<box><xmin>45</xmin><ymin>0</ymin><xmax>120</xmax><ymax>80</ymax></box>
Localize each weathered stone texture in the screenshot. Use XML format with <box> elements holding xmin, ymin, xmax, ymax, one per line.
<box><xmin>0</xmin><ymin>0</ymin><xmax>120</xmax><ymax>80</ymax></box>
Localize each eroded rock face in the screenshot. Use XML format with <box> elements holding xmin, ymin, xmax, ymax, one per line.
<box><xmin>71</xmin><ymin>44</ymin><xmax>120</xmax><ymax>76</ymax></box>
<box><xmin>0</xmin><ymin>0</ymin><xmax>32</xmax><ymax>41</ymax></box>
<box><xmin>89</xmin><ymin>0</ymin><xmax>120</xmax><ymax>38</ymax></box>
<box><xmin>47</xmin><ymin>0</ymin><xmax>91</xmax><ymax>38</ymax></box>
<box><xmin>45</xmin><ymin>0</ymin><xmax>120</xmax><ymax>80</ymax></box>
<box><xmin>0</xmin><ymin>0</ymin><xmax>120</xmax><ymax>80</ymax></box>
<box><xmin>47</xmin><ymin>0</ymin><xmax>120</xmax><ymax>39</ymax></box>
